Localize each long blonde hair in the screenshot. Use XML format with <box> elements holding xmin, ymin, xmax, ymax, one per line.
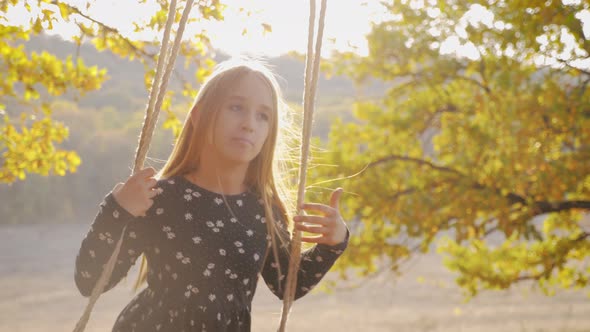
<box><xmin>134</xmin><ymin>59</ymin><xmax>294</xmax><ymax>289</ymax></box>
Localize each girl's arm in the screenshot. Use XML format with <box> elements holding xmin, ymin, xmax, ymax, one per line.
<box><xmin>261</xmin><ymin>224</ymin><xmax>349</xmax><ymax>300</ymax></box>
<box><xmin>74</xmin><ymin>192</ymin><xmax>149</xmax><ymax>297</ymax></box>
<box><xmin>74</xmin><ymin>168</ymin><xmax>159</xmax><ymax>297</ymax></box>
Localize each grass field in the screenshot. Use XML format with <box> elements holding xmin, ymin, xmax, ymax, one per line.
<box><xmin>1</xmin><ymin>223</ymin><xmax>589</xmax><ymax>332</ymax></box>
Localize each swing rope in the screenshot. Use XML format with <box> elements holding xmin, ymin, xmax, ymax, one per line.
<box><xmin>278</xmin><ymin>0</ymin><xmax>328</xmax><ymax>330</ymax></box>
<box><xmin>72</xmin><ymin>0</ymin><xmax>193</xmax><ymax>331</ymax></box>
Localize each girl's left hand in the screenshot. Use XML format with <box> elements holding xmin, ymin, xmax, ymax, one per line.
<box><xmin>293</xmin><ymin>188</ymin><xmax>348</xmax><ymax>247</ymax></box>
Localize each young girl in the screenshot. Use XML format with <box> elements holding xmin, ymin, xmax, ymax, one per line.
<box><xmin>74</xmin><ymin>59</ymin><xmax>349</xmax><ymax>332</ymax></box>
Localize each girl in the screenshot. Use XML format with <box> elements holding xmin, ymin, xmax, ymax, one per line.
<box><xmin>74</xmin><ymin>59</ymin><xmax>349</xmax><ymax>332</ymax></box>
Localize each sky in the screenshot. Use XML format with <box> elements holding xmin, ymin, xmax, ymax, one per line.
<box><xmin>7</xmin><ymin>0</ymin><xmax>386</xmax><ymax>57</ymax></box>
<box><xmin>5</xmin><ymin>0</ymin><xmax>590</xmax><ymax>64</ymax></box>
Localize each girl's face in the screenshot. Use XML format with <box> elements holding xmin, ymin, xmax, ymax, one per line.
<box><xmin>211</xmin><ymin>72</ymin><xmax>274</xmax><ymax>166</ymax></box>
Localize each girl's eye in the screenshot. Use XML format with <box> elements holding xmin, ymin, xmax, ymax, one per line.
<box><xmin>258</xmin><ymin>112</ymin><xmax>269</xmax><ymax>122</ymax></box>
<box><xmin>230</xmin><ymin>104</ymin><xmax>243</xmax><ymax>111</ymax></box>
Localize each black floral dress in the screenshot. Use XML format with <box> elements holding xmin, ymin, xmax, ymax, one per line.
<box><xmin>75</xmin><ymin>175</ymin><xmax>348</xmax><ymax>332</ymax></box>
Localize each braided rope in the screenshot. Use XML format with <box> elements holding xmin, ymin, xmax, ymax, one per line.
<box><xmin>71</xmin><ymin>1</ymin><xmax>193</xmax><ymax>331</ymax></box>
<box><xmin>133</xmin><ymin>0</ymin><xmax>178</xmax><ymax>175</ymax></box>
<box><xmin>278</xmin><ymin>0</ymin><xmax>328</xmax><ymax>330</ymax></box>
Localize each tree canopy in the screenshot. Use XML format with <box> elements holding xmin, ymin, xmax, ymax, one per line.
<box><xmin>0</xmin><ymin>0</ymin><xmax>225</xmax><ymax>183</ymax></box>
<box><xmin>315</xmin><ymin>0</ymin><xmax>590</xmax><ymax>297</ymax></box>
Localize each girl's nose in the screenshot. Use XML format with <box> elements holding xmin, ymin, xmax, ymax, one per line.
<box><xmin>241</xmin><ymin>111</ymin><xmax>255</xmax><ymax>132</ymax></box>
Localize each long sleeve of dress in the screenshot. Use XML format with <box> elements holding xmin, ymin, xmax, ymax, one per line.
<box><xmin>260</xmin><ymin>221</ymin><xmax>349</xmax><ymax>301</ymax></box>
<box><xmin>74</xmin><ymin>192</ymin><xmax>148</xmax><ymax>297</ymax></box>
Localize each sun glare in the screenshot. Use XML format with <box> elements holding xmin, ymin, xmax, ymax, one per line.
<box><xmin>6</xmin><ymin>0</ymin><xmax>588</xmax><ymax>66</ymax></box>
<box><xmin>5</xmin><ymin>0</ymin><xmax>382</xmax><ymax>57</ymax></box>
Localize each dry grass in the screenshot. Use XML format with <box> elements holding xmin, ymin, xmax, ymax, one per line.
<box><xmin>1</xmin><ymin>223</ymin><xmax>589</xmax><ymax>332</ymax></box>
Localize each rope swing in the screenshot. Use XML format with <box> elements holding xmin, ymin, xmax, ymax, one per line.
<box><xmin>278</xmin><ymin>0</ymin><xmax>328</xmax><ymax>330</ymax></box>
<box><xmin>72</xmin><ymin>0</ymin><xmax>328</xmax><ymax>331</ymax></box>
<box><xmin>72</xmin><ymin>0</ymin><xmax>193</xmax><ymax>330</ymax></box>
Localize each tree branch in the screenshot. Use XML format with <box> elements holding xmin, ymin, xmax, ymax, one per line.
<box><xmin>54</xmin><ymin>1</ymin><xmax>155</xmax><ymax>59</ymax></box>
<box><xmin>533</xmin><ymin>200</ymin><xmax>590</xmax><ymax>213</ymax></box>
<box><xmin>516</xmin><ymin>232</ymin><xmax>590</xmax><ymax>282</ymax></box>
<box><xmin>367</xmin><ymin>154</ymin><xmax>465</xmax><ymax>176</ymax></box>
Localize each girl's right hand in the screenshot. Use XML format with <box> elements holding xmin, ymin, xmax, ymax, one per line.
<box><xmin>112</xmin><ymin>167</ymin><xmax>159</xmax><ymax>217</ymax></box>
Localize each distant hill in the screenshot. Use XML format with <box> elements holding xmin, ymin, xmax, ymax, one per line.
<box><xmin>22</xmin><ymin>34</ymin><xmax>386</xmax><ymax>112</ymax></box>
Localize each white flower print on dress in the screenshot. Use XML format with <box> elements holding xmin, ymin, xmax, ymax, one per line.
<box><xmin>227</xmin><ymin>294</ymin><xmax>234</xmax><ymax>301</ymax></box>
<box><xmin>206</xmin><ymin>221</ymin><xmax>214</xmax><ymax>228</ymax></box>
<box><xmin>260</xmin><ymin>217</ymin><xmax>266</xmax><ymax>224</ymax></box>
<box><xmin>253</xmin><ymin>253</ymin><xmax>260</xmax><ymax>261</ymax></box>
<box><xmin>192</xmin><ymin>236</ymin><xmax>202</xmax><ymax>244</ymax></box>
<box><xmin>113</xmin><ymin>210</ymin><xmax>119</xmax><ymax>218</ymax></box>
<box><xmin>184</xmin><ymin>194</ymin><xmax>192</xmax><ymax>201</ymax></box>
<box><xmin>162</xmin><ymin>225</ymin><xmax>175</xmax><ymax>239</ymax></box>
<box><xmin>246</xmin><ymin>229</ymin><xmax>254</xmax><ymax>237</ymax></box>
<box><xmin>128</xmin><ymin>231</ymin><xmax>136</xmax><ymax>239</ymax></box>
<box><xmin>185</xmin><ymin>188</ymin><xmax>192</xmax><ymax>193</ymax></box>
<box><xmin>192</xmin><ymin>191</ymin><xmax>201</xmax><ymax>197</ymax></box>
<box><xmin>98</xmin><ymin>232</ymin><xmax>114</xmax><ymax>244</ymax></box>
<box><xmin>230</xmin><ymin>217</ymin><xmax>238</xmax><ymax>223</ymax></box>
<box><xmin>176</xmin><ymin>252</ymin><xmax>191</xmax><ymax>264</ymax></box>
<box><xmin>219</xmin><ymin>249</ymin><xmax>226</xmax><ymax>256</ymax></box>
<box><xmin>236</xmin><ymin>199</ymin><xmax>243</xmax><ymax>207</ymax></box>
<box><xmin>185</xmin><ymin>213</ymin><xmax>193</xmax><ymax>221</ymax></box>
<box><xmin>156</xmin><ymin>208</ymin><xmax>164</xmax><ymax>215</ymax></box>
<box><xmin>185</xmin><ymin>284</ymin><xmax>198</xmax><ymax>298</ymax></box>
<box><xmin>234</xmin><ymin>241</ymin><xmax>243</xmax><ymax>247</ymax></box>
<box><xmin>88</xmin><ymin>250</ymin><xmax>95</xmax><ymax>258</ymax></box>
<box><xmin>214</xmin><ymin>197</ymin><xmax>223</xmax><ymax>205</ymax></box>
<box><xmin>216</xmin><ymin>220</ymin><xmax>224</xmax><ymax>228</ymax></box>
<box><xmin>209</xmin><ymin>294</ymin><xmax>216</xmax><ymax>302</ymax></box>
<box><xmin>255</xmin><ymin>214</ymin><xmax>261</xmax><ymax>220</ymax></box>
<box><xmin>243</xmin><ymin>278</ymin><xmax>249</xmax><ymax>285</ymax></box>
